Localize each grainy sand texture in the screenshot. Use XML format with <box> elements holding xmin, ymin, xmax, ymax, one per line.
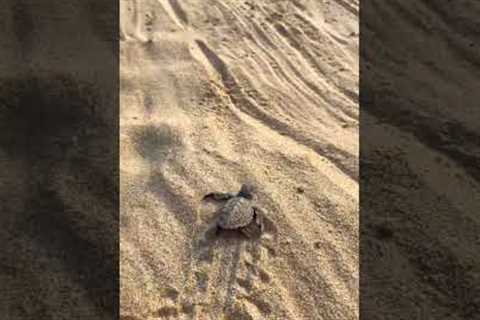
<box><xmin>120</xmin><ymin>1</ymin><xmax>359</xmax><ymax>319</ymax></box>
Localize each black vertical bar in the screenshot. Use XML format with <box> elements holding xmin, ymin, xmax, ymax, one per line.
<box><xmin>0</xmin><ymin>1</ymin><xmax>118</xmax><ymax>319</ymax></box>
<box><xmin>361</xmin><ymin>1</ymin><xmax>480</xmax><ymax>319</ymax></box>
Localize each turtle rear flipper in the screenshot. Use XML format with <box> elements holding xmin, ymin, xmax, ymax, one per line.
<box><xmin>240</xmin><ymin>212</ymin><xmax>264</xmax><ymax>239</ymax></box>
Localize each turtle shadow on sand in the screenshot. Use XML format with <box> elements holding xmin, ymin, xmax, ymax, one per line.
<box><xmin>195</xmin><ymin>216</ymin><xmax>251</xmax><ymax>254</ymax></box>
<box><xmin>202</xmin><ymin>222</ymin><xmax>256</xmax><ymax>243</ymax></box>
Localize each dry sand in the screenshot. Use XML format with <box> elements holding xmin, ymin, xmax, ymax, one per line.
<box><xmin>120</xmin><ymin>1</ymin><xmax>359</xmax><ymax>319</ymax></box>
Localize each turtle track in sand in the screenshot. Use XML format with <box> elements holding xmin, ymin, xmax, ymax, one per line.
<box><xmin>120</xmin><ymin>0</ymin><xmax>358</xmax><ymax>319</ymax></box>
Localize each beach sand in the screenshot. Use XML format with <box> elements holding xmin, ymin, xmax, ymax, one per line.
<box><xmin>120</xmin><ymin>1</ymin><xmax>359</xmax><ymax>319</ymax></box>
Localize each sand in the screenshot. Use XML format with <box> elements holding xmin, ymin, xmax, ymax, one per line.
<box><xmin>120</xmin><ymin>1</ymin><xmax>359</xmax><ymax>319</ymax></box>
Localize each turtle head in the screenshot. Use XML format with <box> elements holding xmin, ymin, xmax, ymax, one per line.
<box><xmin>238</xmin><ymin>183</ymin><xmax>256</xmax><ymax>199</ymax></box>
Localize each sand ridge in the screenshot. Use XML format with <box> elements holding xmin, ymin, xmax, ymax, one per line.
<box><xmin>120</xmin><ymin>0</ymin><xmax>358</xmax><ymax>319</ymax></box>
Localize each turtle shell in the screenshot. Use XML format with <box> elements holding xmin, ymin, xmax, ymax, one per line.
<box><xmin>217</xmin><ymin>197</ymin><xmax>254</xmax><ymax>229</ymax></box>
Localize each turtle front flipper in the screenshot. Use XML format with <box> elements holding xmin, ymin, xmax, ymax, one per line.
<box><xmin>202</xmin><ymin>192</ymin><xmax>236</xmax><ymax>201</ymax></box>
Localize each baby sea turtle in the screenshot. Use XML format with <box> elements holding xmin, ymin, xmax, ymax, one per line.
<box><xmin>203</xmin><ymin>184</ymin><xmax>265</xmax><ymax>238</ymax></box>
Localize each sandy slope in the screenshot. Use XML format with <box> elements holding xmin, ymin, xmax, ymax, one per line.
<box><xmin>120</xmin><ymin>1</ymin><xmax>359</xmax><ymax>319</ymax></box>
